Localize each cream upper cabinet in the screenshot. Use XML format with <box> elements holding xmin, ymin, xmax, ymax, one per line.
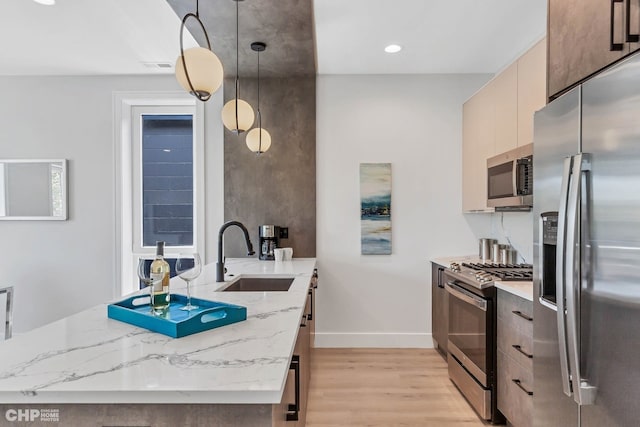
<box><xmin>517</xmin><ymin>40</ymin><xmax>547</xmax><ymax>146</ymax></box>
<box><xmin>462</xmin><ymin>85</ymin><xmax>495</xmax><ymax>212</ymax></box>
<box><xmin>462</xmin><ymin>38</ymin><xmax>546</xmax><ymax>213</ymax></box>
<box><xmin>493</xmin><ymin>62</ymin><xmax>518</xmax><ymax>154</ymax></box>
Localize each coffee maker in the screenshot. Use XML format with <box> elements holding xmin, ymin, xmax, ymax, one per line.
<box><xmin>259</xmin><ymin>225</ymin><xmax>287</xmax><ymax>260</ymax></box>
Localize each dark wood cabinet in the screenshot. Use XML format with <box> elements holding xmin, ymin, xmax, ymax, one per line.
<box><xmin>497</xmin><ymin>289</ymin><xmax>534</xmax><ymax>427</ymax></box>
<box><xmin>431</xmin><ymin>263</ymin><xmax>448</xmax><ymax>357</ymax></box>
<box><xmin>273</xmin><ymin>276</ymin><xmax>315</xmax><ymax>427</ymax></box>
<box><xmin>548</xmin><ymin>0</ymin><xmax>636</xmax><ymax>99</ymax></box>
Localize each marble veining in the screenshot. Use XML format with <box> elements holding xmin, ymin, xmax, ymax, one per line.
<box><xmin>0</xmin><ymin>258</ymin><xmax>317</xmax><ymax>404</ymax></box>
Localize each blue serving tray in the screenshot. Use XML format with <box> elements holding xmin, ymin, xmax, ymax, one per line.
<box><xmin>107</xmin><ymin>294</ymin><xmax>247</xmax><ymax>338</ymax></box>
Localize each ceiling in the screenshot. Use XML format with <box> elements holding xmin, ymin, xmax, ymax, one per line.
<box><xmin>0</xmin><ymin>0</ymin><xmax>546</xmax><ymax>77</ymax></box>
<box><xmin>0</xmin><ymin>0</ymin><xmax>196</xmax><ymax>76</ymax></box>
<box><xmin>314</xmin><ymin>0</ymin><xmax>548</xmax><ymax>74</ymax></box>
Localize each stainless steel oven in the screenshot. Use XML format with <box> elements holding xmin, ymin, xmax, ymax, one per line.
<box><xmin>447</xmin><ymin>281</ymin><xmax>489</xmax><ymax>386</ymax></box>
<box><xmin>444</xmin><ymin>262</ymin><xmax>533</xmax><ymax>423</ymax></box>
<box><xmin>444</xmin><ymin>270</ymin><xmax>500</xmax><ymax>423</ymax></box>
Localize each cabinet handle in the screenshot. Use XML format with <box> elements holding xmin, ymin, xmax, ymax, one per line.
<box><xmin>612</xmin><ymin>0</ymin><xmax>625</xmax><ymax>50</ymax></box>
<box><xmin>307</xmin><ymin>288</ymin><xmax>313</xmax><ymax>321</ymax></box>
<box><xmin>437</xmin><ymin>267</ymin><xmax>445</xmax><ymax>288</ymax></box>
<box><xmin>1</xmin><ymin>286</ymin><xmax>13</xmax><ymax>340</ymax></box>
<box><xmin>286</xmin><ymin>355</ymin><xmax>300</xmax><ymax>421</ymax></box>
<box><xmin>300</xmin><ymin>314</ymin><xmax>308</xmax><ymax>327</ymax></box>
<box><xmin>512</xmin><ymin>344</ymin><xmax>534</xmax><ymax>359</ymax></box>
<box><xmin>512</xmin><ymin>310</ymin><xmax>533</xmax><ymax>322</ymax></box>
<box><xmin>626</xmin><ymin>0</ymin><xmax>640</xmax><ymax>42</ymax></box>
<box><xmin>512</xmin><ymin>379</ymin><xmax>534</xmax><ymax>396</ymax></box>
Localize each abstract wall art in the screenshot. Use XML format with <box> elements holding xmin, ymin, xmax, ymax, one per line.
<box><xmin>360</xmin><ymin>163</ymin><xmax>392</xmax><ymax>255</ymax></box>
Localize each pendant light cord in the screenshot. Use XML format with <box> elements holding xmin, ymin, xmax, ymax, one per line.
<box><xmin>195</xmin><ymin>0</ymin><xmax>199</xmax><ymax>17</ymax></box>
<box><xmin>257</xmin><ymin>48</ymin><xmax>262</xmax><ymax>152</ymax></box>
<box><xmin>234</xmin><ymin>0</ymin><xmax>240</xmax><ymax>129</ymax></box>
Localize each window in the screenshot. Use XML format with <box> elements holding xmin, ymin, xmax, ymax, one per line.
<box><xmin>141</xmin><ymin>114</ymin><xmax>194</xmax><ymax>247</ymax></box>
<box><xmin>115</xmin><ymin>93</ymin><xmax>204</xmax><ymax>296</ymax></box>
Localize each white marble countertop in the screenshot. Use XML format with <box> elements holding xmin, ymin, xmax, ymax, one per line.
<box><xmin>0</xmin><ymin>258</ymin><xmax>316</xmax><ymax>404</ymax></box>
<box><xmin>495</xmin><ymin>281</ymin><xmax>533</xmax><ymax>302</ymax></box>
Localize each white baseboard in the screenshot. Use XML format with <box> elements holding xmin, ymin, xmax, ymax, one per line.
<box><xmin>314</xmin><ymin>332</ymin><xmax>435</xmax><ymax>348</ymax></box>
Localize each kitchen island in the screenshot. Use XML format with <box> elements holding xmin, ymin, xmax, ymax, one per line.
<box><xmin>0</xmin><ymin>258</ymin><xmax>316</xmax><ymax>426</ymax></box>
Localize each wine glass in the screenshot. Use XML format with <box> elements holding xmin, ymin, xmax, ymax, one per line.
<box><xmin>175</xmin><ymin>253</ymin><xmax>202</xmax><ymax>311</ymax></box>
<box><xmin>137</xmin><ymin>258</ymin><xmax>159</xmax><ymax>312</ymax></box>
<box><xmin>137</xmin><ymin>258</ymin><xmax>153</xmax><ymax>289</ymax></box>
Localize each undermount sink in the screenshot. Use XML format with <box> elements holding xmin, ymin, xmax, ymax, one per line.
<box><xmin>221</xmin><ymin>277</ymin><xmax>294</xmax><ymax>292</ymax></box>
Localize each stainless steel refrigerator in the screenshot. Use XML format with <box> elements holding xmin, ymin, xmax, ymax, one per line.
<box><xmin>533</xmin><ymin>52</ymin><xmax>640</xmax><ymax>426</ymax></box>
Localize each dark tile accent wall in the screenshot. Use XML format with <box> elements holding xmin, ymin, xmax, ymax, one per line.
<box><xmin>142</xmin><ymin>115</ymin><xmax>194</xmax><ymax>247</ymax></box>
<box><xmin>223</xmin><ymin>76</ymin><xmax>316</xmax><ymax>258</ymax></box>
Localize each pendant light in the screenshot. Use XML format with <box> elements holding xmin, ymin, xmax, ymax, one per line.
<box><xmin>246</xmin><ymin>42</ymin><xmax>272</xmax><ymax>154</ymax></box>
<box><xmin>221</xmin><ymin>0</ymin><xmax>255</xmax><ymax>133</ymax></box>
<box><xmin>175</xmin><ymin>0</ymin><xmax>224</xmax><ymax>101</ymax></box>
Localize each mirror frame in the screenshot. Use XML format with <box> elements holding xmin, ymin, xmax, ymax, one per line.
<box><xmin>0</xmin><ymin>159</ymin><xmax>68</xmax><ymax>221</ymax></box>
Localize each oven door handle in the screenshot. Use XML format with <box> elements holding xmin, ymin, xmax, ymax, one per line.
<box><xmin>445</xmin><ymin>282</ymin><xmax>487</xmax><ymax>312</ymax></box>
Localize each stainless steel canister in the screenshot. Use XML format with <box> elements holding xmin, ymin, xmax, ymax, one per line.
<box><xmin>500</xmin><ymin>248</ymin><xmax>518</xmax><ymax>265</ymax></box>
<box><xmin>479</xmin><ymin>238</ymin><xmax>497</xmax><ymax>262</ymax></box>
<box><xmin>492</xmin><ymin>243</ymin><xmax>509</xmax><ymax>263</ymax></box>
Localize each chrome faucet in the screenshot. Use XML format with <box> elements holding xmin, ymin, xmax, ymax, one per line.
<box><xmin>216</xmin><ymin>220</ymin><xmax>255</xmax><ymax>282</ymax></box>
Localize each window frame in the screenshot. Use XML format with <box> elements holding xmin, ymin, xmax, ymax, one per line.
<box><xmin>114</xmin><ymin>92</ymin><xmax>205</xmax><ymax>297</ymax></box>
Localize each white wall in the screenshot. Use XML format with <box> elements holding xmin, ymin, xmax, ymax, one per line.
<box><xmin>0</xmin><ymin>75</ymin><xmax>223</xmax><ymax>333</ymax></box>
<box><xmin>316</xmin><ymin>74</ymin><xmax>493</xmax><ymax>347</ymax></box>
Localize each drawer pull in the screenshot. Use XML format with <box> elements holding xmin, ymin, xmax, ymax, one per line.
<box><xmin>611</xmin><ymin>0</ymin><xmax>625</xmax><ymax>51</ymax></box>
<box><xmin>512</xmin><ymin>344</ymin><xmax>533</xmax><ymax>358</ymax></box>
<box><xmin>286</xmin><ymin>355</ymin><xmax>300</xmax><ymax>421</ymax></box>
<box><xmin>512</xmin><ymin>379</ymin><xmax>533</xmax><ymax>396</ymax></box>
<box><xmin>512</xmin><ymin>310</ymin><xmax>533</xmax><ymax>322</ymax></box>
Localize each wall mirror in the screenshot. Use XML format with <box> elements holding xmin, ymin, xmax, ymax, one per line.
<box><xmin>0</xmin><ymin>159</ymin><xmax>67</xmax><ymax>220</ymax></box>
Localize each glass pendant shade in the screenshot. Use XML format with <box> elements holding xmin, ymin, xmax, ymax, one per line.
<box><xmin>246</xmin><ymin>127</ymin><xmax>272</xmax><ymax>153</ymax></box>
<box><xmin>221</xmin><ymin>98</ymin><xmax>255</xmax><ymax>133</ymax></box>
<box><xmin>175</xmin><ymin>47</ymin><xmax>224</xmax><ymax>99</ymax></box>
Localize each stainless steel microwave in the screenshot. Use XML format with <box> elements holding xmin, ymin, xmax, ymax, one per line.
<box><xmin>487</xmin><ymin>143</ymin><xmax>533</xmax><ymax>211</ymax></box>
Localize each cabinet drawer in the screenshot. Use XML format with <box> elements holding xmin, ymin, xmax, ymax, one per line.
<box><xmin>497</xmin><ymin>315</ymin><xmax>533</xmax><ymax>371</ymax></box>
<box><xmin>497</xmin><ymin>350</ymin><xmax>533</xmax><ymax>427</ymax></box>
<box><xmin>497</xmin><ymin>290</ymin><xmax>533</xmax><ymax>371</ymax></box>
<box><xmin>497</xmin><ymin>290</ymin><xmax>533</xmax><ymax>334</ymax></box>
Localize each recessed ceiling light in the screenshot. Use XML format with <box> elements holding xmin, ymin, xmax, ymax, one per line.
<box><xmin>33</xmin><ymin>0</ymin><xmax>56</xmax><ymax>5</ymax></box>
<box><xmin>384</xmin><ymin>44</ymin><xmax>402</xmax><ymax>54</ymax></box>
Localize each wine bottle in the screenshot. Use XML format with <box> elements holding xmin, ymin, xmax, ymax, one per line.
<box><xmin>150</xmin><ymin>241</ymin><xmax>171</xmax><ymax>313</ymax></box>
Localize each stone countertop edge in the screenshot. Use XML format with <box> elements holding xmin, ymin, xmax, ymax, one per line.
<box><xmin>495</xmin><ymin>281</ymin><xmax>534</xmax><ymax>302</ymax></box>
<box><xmin>0</xmin><ymin>258</ymin><xmax>317</xmax><ymax>405</ymax></box>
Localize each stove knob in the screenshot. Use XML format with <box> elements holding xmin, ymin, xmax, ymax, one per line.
<box><xmin>477</xmin><ymin>272</ymin><xmax>492</xmax><ymax>282</ymax></box>
<box><xmin>450</xmin><ymin>262</ymin><xmax>460</xmax><ymax>272</ymax></box>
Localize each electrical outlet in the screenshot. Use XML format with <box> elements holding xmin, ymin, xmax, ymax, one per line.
<box><xmin>279</xmin><ymin>227</ymin><xmax>289</xmax><ymax>239</ymax></box>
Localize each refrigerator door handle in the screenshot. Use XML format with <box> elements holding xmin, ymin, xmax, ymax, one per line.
<box><xmin>556</xmin><ymin>156</ymin><xmax>573</xmax><ymax>397</ymax></box>
<box><xmin>565</xmin><ymin>153</ymin><xmax>597</xmax><ymax>406</ymax></box>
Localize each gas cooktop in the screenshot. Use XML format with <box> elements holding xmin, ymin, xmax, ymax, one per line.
<box><xmin>448</xmin><ymin>261</ymin><xmax>533</xmax><ymax>289</ymax></box>
<box><xmin>461</xmin><ymin>262</ymin><xmax>533</xmax><ymax>281</ymax></box>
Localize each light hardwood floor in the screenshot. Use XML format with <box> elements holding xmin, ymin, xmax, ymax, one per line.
<box><xmin>306</xmin><ymin>348</ymin><xmax>489</xmax><ymax>427</ymax></box>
